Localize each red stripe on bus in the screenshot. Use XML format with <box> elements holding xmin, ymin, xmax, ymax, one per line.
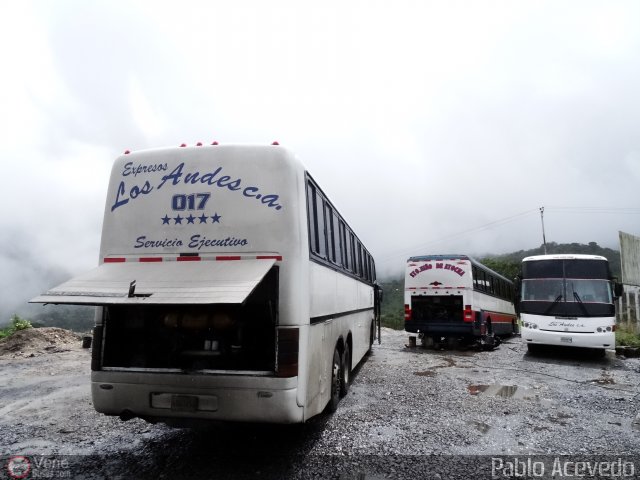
<box><xmin>485</xmin><ymin>312</ymin><xmax>516</xmax><ymax>323</ymax></box>
<box><xmin>216</xmin><ymin>256</ymin><xmax>242</xmax><ymax>261</ymax></box>
<box><xmin>139</xmin><ymin>257</ymin><xmax>163</xmax><ymax>262</ymax></box>
<box><xmin>257</xmin><ymin>255</ymin><xmax>283</xmax><ymax>261</ymax></box>
<box><xmin>177</xmin><ymin>256</ymin><xmax>201</xmax><ymax>262</ymax></box>
<box><xmin>104</xmin><ymin>258</ymin><xmax>126</xmax><ymax>263</ymax></box>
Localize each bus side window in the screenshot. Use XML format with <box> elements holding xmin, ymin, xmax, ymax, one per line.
<box><xmin>325</xmin><ymin>204</ymin><xmax>336</xmax><ymax>263</ymax></box>
<box><xmin>339</xmin><ymin>221</ymin><xmax>348</xmax><ymax>270</ymax></box>
<box><xmin>349</xmin><ymin>233</ymin><xmax>356</xmax><ymax>274</ymax></box>
<box><xmin>365</xmin><ymin>253</ymin><xmax>371</xmax><ymax>281</ymax></box>
<box><xmin>332</xmin><ymin>212</ymin><xmax>342</xmax><ymax>266</ymax></box>
<box><xmin>478</xmin><ymin>270</ymin><xmax>486</xmax><ymax>292</ymax></box>
<box><xmin>316</xmin><ymin>197</ymin><xmax>327</xmax><ymax>259</ymax></box>
<box><xmin>306</xmin><ymin>182</ymin><xmax>319</xmax><ymax>255</ymax></box>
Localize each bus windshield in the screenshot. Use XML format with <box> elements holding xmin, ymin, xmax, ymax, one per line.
<box><xmin>519</xmin><ymin>257</ymin><xmax>615</xmax><ymax>317</ymax></box>
<box><xmin>522</xmin><ymin>279</ymin><xmax>612</xmax><ymax>304</ymax></box>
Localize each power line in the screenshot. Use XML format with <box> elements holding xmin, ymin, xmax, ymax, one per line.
<box><xmin>376</xmin><ymin>209</ymin><xmax>539</xmax><ymax>265</ymax></box>
<box><xmin>375</xmin><ymin>206</ymin><xmax>639</xmax><ymax>267</ymax></box>
<box><xmin>546</xmin><ymin>206</ymin><xmax>640</xmax><ymax>214</ymax></box>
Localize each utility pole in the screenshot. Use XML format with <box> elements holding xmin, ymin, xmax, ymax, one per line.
<box><xmin>540</xmin><ymin>206</ymin><xmax>547</xmax><ymax>254</ymax></box>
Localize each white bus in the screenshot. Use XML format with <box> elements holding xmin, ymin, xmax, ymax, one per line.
<box><xmin>404</xmin><ymin>255</ymin><xmax>517</xmax><ymax>348</ymax></box>
<box><xmin>518</xmin><ymin>254</ymin><xmax>622</xmax><ymax>354</ymax></box>
<box><xmin>32</xmin><ymin>143</ymin><xmax>380</xmax><ymax>425</ymax></box>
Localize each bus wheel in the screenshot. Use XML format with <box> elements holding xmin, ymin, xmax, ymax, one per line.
<box><xmin>326</xmin><ymin>348</ymin><xmax>342</xmax><ymax>413</ymax></box>
<box><xmin>368</xmin><ymin>323</ymin><xmax>374</xmax><ymax>353</ymax></box>
<box><xmin>527</xmin><ymin>344</ymin><xmax>539</xmax><ymax>355</ymax></box>
<box><xmin>340</xmin><ymin>344</ymin><xmax>351</xmax><ymax>397</ymax></box>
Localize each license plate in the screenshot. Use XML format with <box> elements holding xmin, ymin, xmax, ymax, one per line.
<box><xmin>560</xmin><ymin>337</ymin><xmax>573</xmax><ymax>344</ymax></box>
<box><xmin>171</xmin><ymin>395</ymin><xmax>198</xmax><ymax>412</ymax></box>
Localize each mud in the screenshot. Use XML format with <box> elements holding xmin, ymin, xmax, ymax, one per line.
<box><xmin>1</xmin><ymin>327</ymin><xmax>640</xmax><ymax>479</ymax></box>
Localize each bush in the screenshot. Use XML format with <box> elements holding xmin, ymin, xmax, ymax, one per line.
<box><xmin>0</xmin><ymin>315</ymin><xmax>33</xmax><ymax>339</ymax></box>
<box><xmin>615</xmin><ymin>325</ymin><xmax>640</xmax><ymax>347</ymax></box>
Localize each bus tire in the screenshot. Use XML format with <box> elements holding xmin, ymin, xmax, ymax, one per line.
<box><xmin>326</xmin><ymin>348</ymin><xmax>342</xmax><ymax>413</ymax></box>
<box><xmin>340</xmin><ymin>343</ymin><xmax>351</xmax><ymax>397</ymax></box>
<box><xmin>486</xmin><ymin>319</ymin><xmax>493</xmax><ymax>335</ymax></box>
<box><xmin>368</xmin><ymin>322</ymin><xmax>374</xmax><ymax>353</ymax></box>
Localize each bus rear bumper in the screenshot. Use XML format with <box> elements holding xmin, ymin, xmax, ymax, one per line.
<box><xmin>521</xmin><ymin>327</ymin><xmax>615</xmax><ymax>349</ymax></box>
<box><xmin>91</xmin><ymin>371</ymin><xmax>304</xmax><ymax>424</ymax></box>
<box><xmin>405</xmin><ymin>322</ymin><xmax>474</xmax><ymax>337</ymax></box>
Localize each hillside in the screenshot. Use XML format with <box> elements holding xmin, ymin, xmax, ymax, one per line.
<box><xmin>7</xmin><ymin>242</ymin><xmax>622</xmax><ymax>333</ymax></box>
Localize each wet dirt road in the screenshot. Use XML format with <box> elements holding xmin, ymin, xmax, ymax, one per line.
<box><xmin>1</xmin><ymin>328</ymin><xmax>640</xmax><ymax>479</ymax></box>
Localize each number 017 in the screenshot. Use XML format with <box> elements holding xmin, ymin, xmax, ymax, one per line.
<box><xmin>171</xmin><ymin>193</ymin><xmax>210</xmax><ymax>211</ymax></box>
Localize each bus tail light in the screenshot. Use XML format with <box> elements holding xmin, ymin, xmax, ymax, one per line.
<box><xmin>463</xmin><ymin>305</ymin><xmax>473</xmax><ymax>322</ymax></box>
<box><xmin>277</xmin><ymin>328</ymin><xmax>299</xmax><ymax>377</ymax></box>
<box><xmin>404</xmin><ymin>305</ymin><xmax>411</xmax><ymax>321</ymax></box>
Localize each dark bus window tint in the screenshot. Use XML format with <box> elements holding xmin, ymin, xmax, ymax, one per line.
<box><xmin>316</xmin><ymin>198</ymin><xmax>327</xmax><ymax>258</ymax></box>
<box><xmin>564</xmin><ymin>260</ymin><xmax>609</xmax><ymax>279</ymax></box>
<box><xmin>522</xmin><ymin>260</ymin><xmax>563</xmax><ymax>279</ymax></box>
<box><xmin>349</xmin><ymin>233</ymin><xmax>356</xmax><ymax>274</ymax></box>
<box><xmin>477</xmin><ymin>270</ymin><xmax>486</xmax><ymax>292</ymax></box>
<box><xmin>339</xmin><ymin>221</ymin><xmax>348</xmax><ymax>269</ymax></box>
<box><xmin>485</xmin><ymin>274</ymin><xmax>492</xmax><ymax>294</ymax></box>
<box><xmin>306</xmin><ymin>183</ymin><xmax>318</xmax><ymax>254</ymax></box>
<box><xmin>332</xmin><ymin>213</ymin><xmax>342</xmax><ymax>266</ymax></box>
<box><xmin>364</xmin><ymin>254</ymin><xmax>370</xmax><ymax>281</ymax></box>
<box><xmin>325</xmin><ymin>204</ymin><xmax>335</xmax><ymax>263</ymax></box>
<box><xmin>357</xmin><ymin>243</ymin><xmax>363</xmax><ymax>277</ymax></box>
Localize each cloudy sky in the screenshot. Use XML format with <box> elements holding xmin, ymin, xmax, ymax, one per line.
<box><xmin>1</xmin><ymin>0</ymin><xmax>640</xmax><ymax>318</ymax></box>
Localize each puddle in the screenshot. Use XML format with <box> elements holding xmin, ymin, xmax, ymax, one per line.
<box><xmin>467</xmin><ymin>384</ymin><xmax>549</xmax><ymax>404</ymax></box>
<box><xmin>413</xmin><ymin>370</ymin><xmax>437</xmax><ymax>377</ymax></box>
<box><xmin>470</xmin><ymin>420</ymin><xmax>491</xmax><ymax>434</ymax></box>
<box><xmin>548</xmin><ymin>412</ymin><xmax>573</xmax><ymax>426</ymax></box>
<box><xmin>589</xmin><ymin>372</ymin><xmax>615</xmax><ymax>385</ymax></box>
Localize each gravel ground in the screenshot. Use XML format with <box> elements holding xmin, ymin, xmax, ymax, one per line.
<box><xmin>1</xmin><ymin>327</ymin><xmax>640</xmax><ymax>479</ymax></box>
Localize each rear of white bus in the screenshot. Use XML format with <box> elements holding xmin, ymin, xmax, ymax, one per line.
<box><xmin>519</xmin><ymin>255</ymin><xmax>617</xmax><ymax>352</ymax></box>
<box><xmin>32</xmin><ymin>144</ymin><xmax>307</xmax><ymax>425</ymax></box>
<box><xmin>404</xmin><ymin>256</ymin><xmax>479</xmax><ymax>340</ymax></box>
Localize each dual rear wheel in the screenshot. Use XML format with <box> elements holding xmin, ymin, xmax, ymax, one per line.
<box><xmin>326</xmin><ymin>343</ymin><xmax>351</xmax><ymax>413</ymax></box>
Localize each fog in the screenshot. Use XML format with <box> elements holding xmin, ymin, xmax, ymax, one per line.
<box><xmin>1</xmin><ymin>1</ymin><xmax>639</xmax><ymax>322</ymax></box>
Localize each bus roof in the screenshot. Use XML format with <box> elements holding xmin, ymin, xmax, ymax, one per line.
<box><xmin>407</xmin><ymin>254</ymin><xmax>514</xmax><ymax>285</ymax></box>
<box><xmin>407</xmin><ymin>254</ymin><xmax>471</xmax><ymax>262</ymax></box>
<box><xmin>522</xmin><ymin>254</ymin><xmax>608</xmax><ymax>262</ymax></box>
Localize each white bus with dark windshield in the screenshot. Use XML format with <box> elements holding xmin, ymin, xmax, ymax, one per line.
<box><xmin>404</xmin><ymin>255</ymin><xmax>517</xmax><ymax>348</ymax></box>
<box><xmin>517</xmin><ymin>254</ymin><xmax>622</xmax><ymax>354</ymax></box>
<box><xmin>32</xmin><ymin>143</ymin><xmax>380</xmax><ymax>425</ymax></box>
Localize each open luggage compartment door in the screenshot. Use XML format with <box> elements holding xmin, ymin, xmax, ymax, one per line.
<box><xmin>30</xmin><ymin>258</ymin><xmax>277</xmax><ymax>305</ymax></box>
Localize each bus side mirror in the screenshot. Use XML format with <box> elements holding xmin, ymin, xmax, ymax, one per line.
<box><xmin>614</xmin><ymin>282</ymin><xmax>623</xmax><ymax>298</ymax></box>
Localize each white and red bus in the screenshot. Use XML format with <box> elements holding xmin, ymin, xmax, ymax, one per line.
<box><xmin>404</xmin><ymin>255</ymin><xmax>517</xmax><ymax>347</ymax></box>
<box><xmin>32</xmin><ymin>143</ymin><xmax>380</xmax><ymax>425</ymax></box>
